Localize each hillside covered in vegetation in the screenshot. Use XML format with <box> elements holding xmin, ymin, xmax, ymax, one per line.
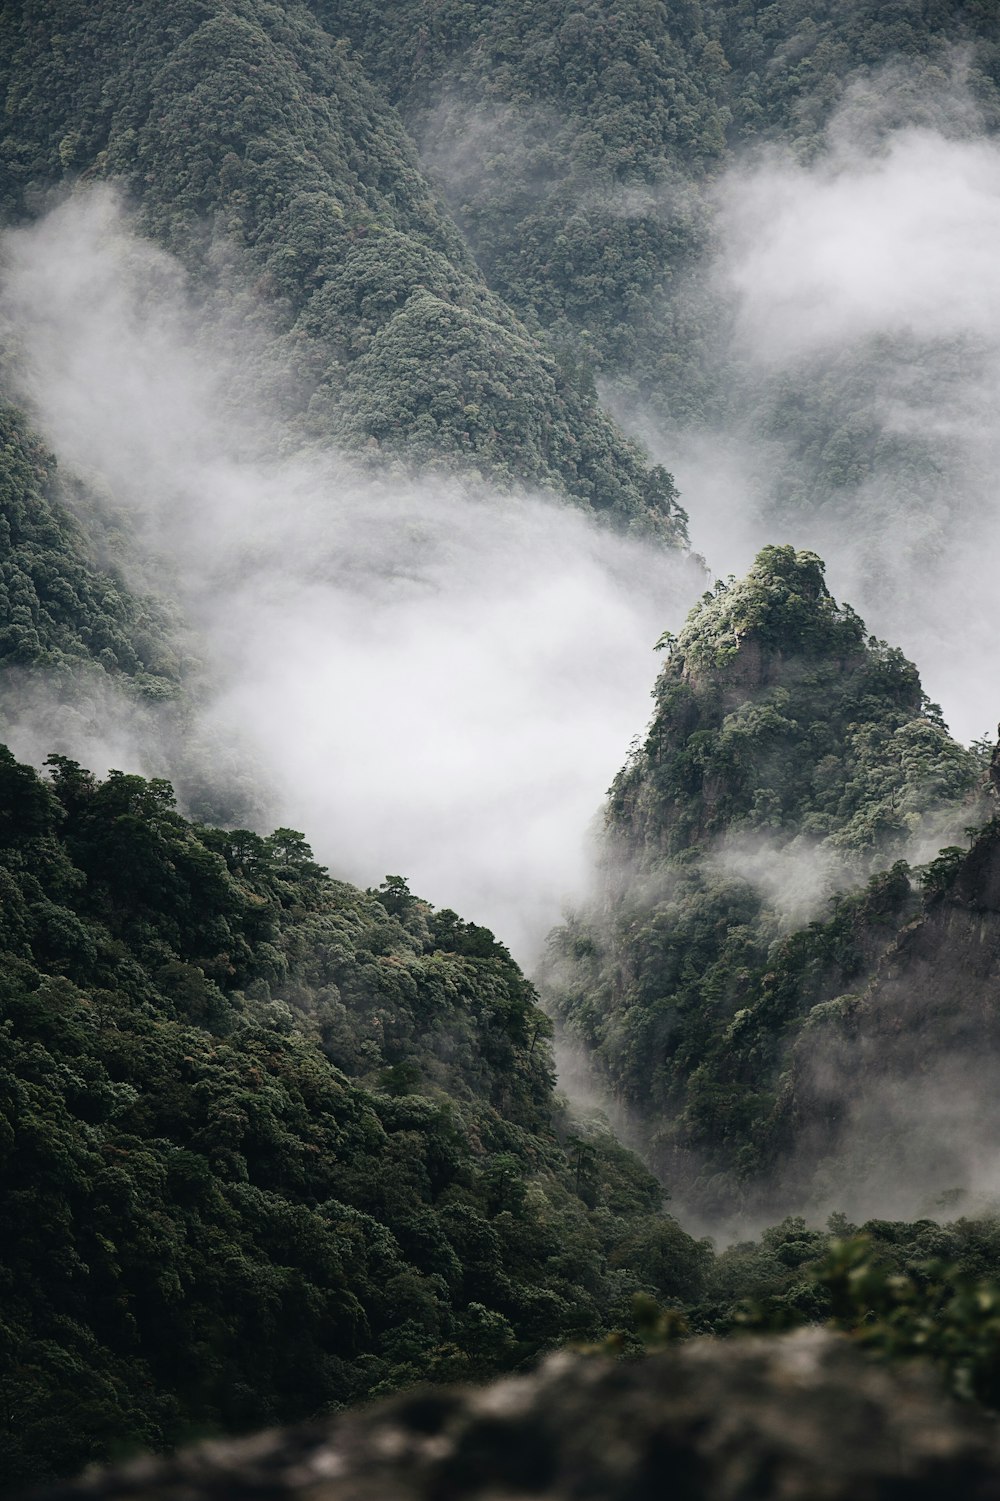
<box><xmin>0</xmin><ymin>402</ymin><xmax>182</xmax><ymax>695</ymax></box>
<box><xmin>0</xmin><ymin>0</ymin><xmax>686</xmax><ymax>539</ymax></box>
<box><xmin>314</xmin><ymin>0</ymin><xmax>1000</xmax><ymax>422</ymax></box>
<box><xmin>543</xmin><ymin>548</ymin><xmax>987</xmax><ymax>1219</ymax></box>
<box><xmin>4</xmin><ymin>0</ymin><xmax>1000</xmax><ymax>1491</ymax></box>
<box><xmin>0</xmin><ymin>746</ymin><xmax>713</xmax><ymax>1489</ymax></box>
<box><xmin>10</xmin><ymin>739</ymin><xmax>1000</xmax><ymax>1491</ymax></box>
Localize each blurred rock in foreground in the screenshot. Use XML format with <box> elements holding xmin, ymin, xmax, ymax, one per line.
<box><xmin>30</xmin><ymin>1331</ymin><xmax>1000</xmax><ymax>1501</ymax></box>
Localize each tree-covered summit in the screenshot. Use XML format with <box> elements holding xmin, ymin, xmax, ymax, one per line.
<box><xmin>671</xmin><ymin>546</ymin><xmax>865</xmax><ymax>668</ymax></box>
<box><xmin>543</xmin><ymin>547</ymin><xmax>984</xmax><ymax>1215</ymax></box>
<box><xmin>609</xmin><ymin>545</ymin><xmax>973</xmax><ymax>862</ymax></box>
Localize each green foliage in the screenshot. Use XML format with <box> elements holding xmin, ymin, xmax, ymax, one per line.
<box><xmin>708</xmin><ymin>0</ymin><xmax>1000</xmax><ymax>154</ymax></box>
<box><xmin>921</xmin><ymin>845</ymin><xmax>968</xmax><ymax>895</ymax></box>
<box><xmin>0</xmin><ymin>745</ymin><xmax>706</xmax><ymax>1489</ymax></box>
<box><xmin>1</xmin><ymin>2</ymin><xmax>999</xmax><ymax>1471</ymax></box>
<box><xmin>315</xmin><ymin>0</ymin><xmax>726</xmax><ymax>422</ymax></box>
<box><xmin>4</xmin><ymin>0</ymin><xmax>996</xmax><ymax>573</ymax></box>
<box><xmin>601</xmin><ymin>548</ymin><xmax>975</xmax><ymax>862</ymax></box>
<box><xmin>310</xmin><ymin>0</ymin><xmax>1000</xmax><ymax>433</ymax></box>
<box><xmin>711</xmin><ymin>1218</ymin><xmax>1000</xmax><ymax>1409</ymax></box>
<box><xmin>589</xmin><ymin>1208</ymin><xmax>1000</xmax><ymax>1416</ymax></box>
<box><xmin>677</xmin><ymin>547</ymin><xmax>864</xmax><ymax>667</ymax></box>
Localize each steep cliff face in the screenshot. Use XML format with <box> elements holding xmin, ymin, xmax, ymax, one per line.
<box><xmin>543</xmin><ymin>547</ymin><xmax>983</xmax><ymax>1216</ymax></box>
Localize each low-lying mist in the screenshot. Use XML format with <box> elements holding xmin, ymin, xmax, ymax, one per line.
<box><xmin>0</xmin><ymin>188</ymin><xmax>698</xmax><ymax>962</ymax></box>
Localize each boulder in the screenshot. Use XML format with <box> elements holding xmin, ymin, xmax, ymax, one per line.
<box><xmin>30</xmin><ymin>1330</ymin><xmax>1000</xmax><ymax>1501</ymax></box>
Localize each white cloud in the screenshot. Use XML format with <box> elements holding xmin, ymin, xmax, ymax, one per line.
<box><xmin>0</xmin><ymin>187</ymin><xmax>698</xmax><ymax>961</ymax></box>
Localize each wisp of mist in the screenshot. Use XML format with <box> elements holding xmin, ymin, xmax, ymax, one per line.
<box><xmin>632</xmin><ymin>71</ymin><xmax>1000</xmax><ymax>746</ymax></box>
<box><xmin>0</xmin><ymin>188</ymin><xmax>697</xmax><ymax>962</ymax></box>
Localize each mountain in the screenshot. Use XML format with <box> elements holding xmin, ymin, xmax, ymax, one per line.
<box><xmin>543</xmin><ymin>547</ymin><xmax>986</xmax><ymax>1220</ymax></box>
<box><xmin>710</xmin><ymin>0</ymin><xmax>1000</xmax><ymax>151</ymax></box>
<box><xmin>769</xmin><ymin>796</ymin><xmax>1000</xmax><ymax>1220</ymax></box>
<box><xmin>4</xmin><ymin>0</ymin><xmax>1000</xmax><ymax>1491</ymax></box>
<box><xmin>0</xmin><ymin>0</ymin><xmax>686</xmax><ymax>540</ymax></box>
<box><xmin>310</xmin><ymin>0</ymin><xmax>1000</xmax><ymax>425</ymax></box>
<box><xmin>0</xmin><ymin>401</ymin><xmax>181</xmax><ymax>695</ymax></box>
<box><xmin>310</xmin><ymin>0</ymin><xmax>727</xmax><ymax>420</ymax></box>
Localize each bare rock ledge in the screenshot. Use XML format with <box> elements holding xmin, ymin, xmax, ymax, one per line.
<box><xmin>27</xmin><ymin>1329</ymin><xmax>1000</xmax><ymax>1501</ymax></box>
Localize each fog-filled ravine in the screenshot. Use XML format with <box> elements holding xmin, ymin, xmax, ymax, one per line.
<box><xmin>4</xmin><ymin>0</ymin><xmax>1000</xmax><ymax>1491</ymax></box>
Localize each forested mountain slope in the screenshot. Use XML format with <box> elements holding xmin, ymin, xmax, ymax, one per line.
<box><xmin>0</xmin><ymin>0</ymin><xmax>685</xmax><ymax>538</ymax></box>
<box><xmin>313</xmin><ymin>0</ymin><xmax>1000</xmax><ymax>425</ymax></box>
<box><xmin>769</xmin><ymin>797</ymin><xmax>1000</xmax><ymax>1219</ymax></box>
<box><xmin>710</xmin><ymin>0</ymin><xmax>1000</xmax><ymax>151</ymax></box>
<box><xmin>313</xmin><ymin>0</ymin><xmax>727</xmax><ymax>422</ymax></box>
<box><xmin>0</xmin><ymin>746</ymin><xmax>708</xmax><ymax>1490</ymax></box>
<box><xmin>543</xmin><ymin>547</ymin><xmax>986</xmax><ymax>1219</ymax></box>
<box><xmin>0</xmin><ymin>398</ymin><xmax>182</xmax><ymax>696</ymax></box>
<box><xmin>3</xmin><ymin>0</ymin><xmax>997</xmax><ymax>703</ymax></box>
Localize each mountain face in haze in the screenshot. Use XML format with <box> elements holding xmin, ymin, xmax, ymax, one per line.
<box><xmin>543</xmin><ymin>547</ymin><xmax>985</xmax><ymax>1220</ymax></box>
<box><xmin>311</xmin><ymin>0</ymin><xmax>1000</xmax><ymax>424</ymax></box>
<box><xmin>769</xmin><ymin>804</ymin><xmax>1000</xmax><ymax>1221</ymax></box>
<box><xmin>309</xmin><ymin>0</ymin><xmax>727</xmax><ymax>420</ymax></box>
<box><xmin>0</xmin><ymin>0</ymin><xmax>686</xmax><ymax>540</ymax></box>
<box><xmin>2</xmin><ymin>2</ymin><xmax>998</xmax><ymax>689</ymax></box>
<box><xmin>710</xmin><ymin>0</ymin><xmax>1000</xmax><ymax>151</ymax></box>
<box><xmin>0</xmin><ymin>403</ymin><xmax>181</xmax><ymax>695</ymax></box>
<box><xmin>605</xmin><ymin>547</ymin><xmax>976</xmax><ymax>859</ymax></box>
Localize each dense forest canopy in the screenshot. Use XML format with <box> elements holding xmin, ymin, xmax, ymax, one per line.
<box><xmin>0</xmin><ymin>0</ymin><xmax>687</xmax><ymax>538</ymax></box>
<box><xmin>0</xmin><ymin>404</ymin><xmax>180</xmax><ymax>694</ymax></box>
<box><xmin>7</xmin><ymin>744</ymin><xmax>1000</xmax><ymax>1488</ymax></box>
<box><xmin>312</xmin><ymin>0</ymin><xmax>1000</xmax><ymax>422</ymax></box>
<box><xmin>2</xmin><ymin>0</ymin><xmax>1000</xmax><ymax>1491</ymax></box>
<box><xmin>0</xmin><ymin>746</ymin><xmax>714</xmax><ymax>1487</ymax></box>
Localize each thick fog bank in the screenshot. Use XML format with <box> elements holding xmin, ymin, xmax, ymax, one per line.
<box><xmin>0</xmin><ymin>189</ymin><xmax>698</xmax><ymax>961</ymax></box>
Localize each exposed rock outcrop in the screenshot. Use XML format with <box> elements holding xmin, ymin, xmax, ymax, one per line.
<box><xmin>31</xmin><ymin>1331</ymin><xmax>1000</xmax><ymax>1501</ymax></box>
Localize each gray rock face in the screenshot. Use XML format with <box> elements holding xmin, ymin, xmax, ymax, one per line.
<box><xmin>30</xmin><ymin>1330</ymin><xmax>1000</xmax><ymax>1501</ymax></box>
